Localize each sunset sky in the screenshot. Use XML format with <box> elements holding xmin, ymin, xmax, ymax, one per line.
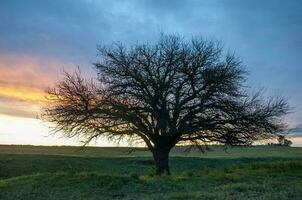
<box><xmin>0</xmin><ymin>0</ymin><xmax>302</xmax><ymax>146</ymax></box>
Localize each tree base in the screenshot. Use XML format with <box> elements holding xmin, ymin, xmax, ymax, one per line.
<box><xmin>152</xmin><ymin>148</ymin><xmax>171</xmax><ymax>176</ymax></box>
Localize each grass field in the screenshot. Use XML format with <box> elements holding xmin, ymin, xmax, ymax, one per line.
<box><xmin>0</xmin><ymin>145</ymin><xmax>302</xmax><ymax>200</ymax></box>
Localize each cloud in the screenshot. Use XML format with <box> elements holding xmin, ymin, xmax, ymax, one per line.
<box><xmin>0</xmin><ymin>53</ymin><xmax>58</xmax><ymax>89</ymax></box>
<box><xmin>0</xmin><ymin>0</ymin><xmax>301</xmax><ymax>146</ymax></box>
<box><xmin>0</xmin><ymin>0</ymin><xmax>301</xmax><ymax>123</ymax></box>
<box><xmin>0</xmin><ymin>53</ymin><xmax>81</xmax><ymax>118</ymax></box>
<box><xmin>0</xmin><ymin>51</ymin><xmax>99</xmax><ymax>119</ymax></box>
<box><xmin>0</xmin><ymin>85</ymin><xmax>46</xmax><ymax>103</ymax></box>
<box><xmin>0</xmin><ymin>96</ymin><xmax>41</xmax><ymax>118</ymax></box>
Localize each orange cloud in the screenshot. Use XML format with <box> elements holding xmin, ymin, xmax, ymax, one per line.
<box><xmin>0</xmin><ymin>85</ymin><xmax>46</xmax><ymax>103</ymax></box>
<box><xmin>0</xmin><ymin>53</ymin><xmax>64</xmax><ymax>89</ymax></box>
<box><xmin>0</xmin><ymin>53</ymin><xmax>77</xmax><ymax>118</ymax></box>
<box><xmin>0</xmin><ymin>85</ymin><xmax>46</xmax><ymax>119</ymax></box>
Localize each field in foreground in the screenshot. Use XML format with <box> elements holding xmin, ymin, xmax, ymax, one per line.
<box><xmin>0</xmin><ymin>145</ymin><xmax>302</xmax><ymax>200</ymax></box>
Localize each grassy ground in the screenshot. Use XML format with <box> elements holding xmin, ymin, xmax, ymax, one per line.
<box><xmin>0</xmin><ymin>145</ymin><xmax>301</xmax><ymax>200</ymax></box>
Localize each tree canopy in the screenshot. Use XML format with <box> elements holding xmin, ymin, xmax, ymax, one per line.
<box><xmin>44</xmin><ymin>35</ymin><xmax>289</xmax><ymax>175</ymax></box>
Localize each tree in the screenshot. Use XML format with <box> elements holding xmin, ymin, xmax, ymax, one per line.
<box><xmin>277</xmin><ymin>135</ymin><xmax>292</xmax><ymax>146</ymax></box>
<box><xmin>44</xmin><ymin>35</ymin><xmax>289</xmax><ymax>175</ymax></box>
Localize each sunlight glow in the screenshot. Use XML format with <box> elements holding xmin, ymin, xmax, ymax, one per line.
<box><xmin>0</xmin><ymin>114</ymin><xmax>116</xmax><ymax>146</ymax></box>
<box><xmin>0</xmin><ymin>114</ymin><xmax>78</xmax><ymax>146</ymax></box>
<box><xmin>0</xmin><ymin>114</ymin><xmax>301</xmax><ymax>147</ymax></box>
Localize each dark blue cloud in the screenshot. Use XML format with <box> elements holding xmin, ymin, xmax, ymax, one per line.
<box><xmin>0</xmin><ymin>0</ymin><xmax>301</xmax><ymax>125</ymax></box>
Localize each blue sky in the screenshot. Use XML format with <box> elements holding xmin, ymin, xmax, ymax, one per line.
<box><xmin>0</xmin><ymin>0</ymin><xmax>301</xmax><ymax>145</ymax></box>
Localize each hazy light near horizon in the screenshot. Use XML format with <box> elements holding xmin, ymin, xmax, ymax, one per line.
<box><xmin>0</xmin><ymin>114</ymin><xmax>117</xmax><ymax>146</ymax></box>
<box><xmin>0</xmin><ymin>114</ymin><xmax>301</xmax><ymax>147</ymax></box>
<box><xmin>0</xmin><ymin>114</ymin><xmax>71</xmax><ymax>146</ymax></box>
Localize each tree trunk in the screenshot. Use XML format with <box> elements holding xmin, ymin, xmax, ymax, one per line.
<box><xmin>152</xmin><ymin>147</ymin><xmax>171</xmax><ymax>176</ymax></box>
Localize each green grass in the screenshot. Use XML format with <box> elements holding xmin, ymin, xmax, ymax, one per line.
<box><xmin>0</xmin><ymin>145</ymin><xmax>302</xmax><ymax>199</ymax></box>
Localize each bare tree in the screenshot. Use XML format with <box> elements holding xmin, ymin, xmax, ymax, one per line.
<box><xmin>277</xmin><ymin>135</ymin><xmax>292</xmax><ymax>146</ymax></box>
<box><xmin>44</xmin><ymin>35</ymin><xmax>289</xmax><ymax>175</ymax></box>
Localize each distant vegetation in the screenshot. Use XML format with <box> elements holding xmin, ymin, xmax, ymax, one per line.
<box><xmin>266</xmin><ymin>135</ymin><xmax>293</xmax><ymax>147</ymax></box>
<box><xmin>0</xmin><ymin>145</ymin><xmax>301</xmax><ymax>199</ymax></box>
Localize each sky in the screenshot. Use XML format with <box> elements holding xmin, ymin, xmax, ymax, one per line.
<box><xmin>0</xmin><ymin>0</ymin><xmax>302</xmax><ymax>146</ymax></box>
